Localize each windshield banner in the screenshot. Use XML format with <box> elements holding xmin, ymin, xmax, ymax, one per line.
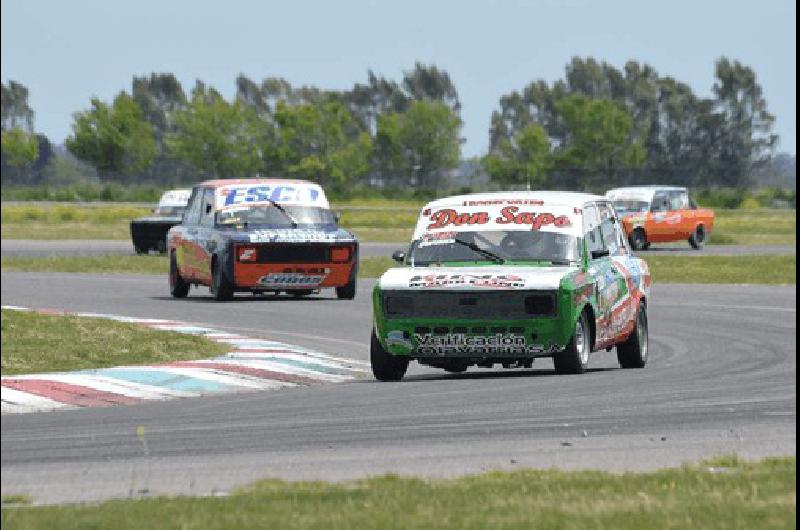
<box><xmin>216</xmin><ymin>183</ymin><xmax>328</xmax><ymax>210</ymax></box>
<box><xmin>413</xmin><ymin>202</ymin><xmax>581</xmax><ymax>240</ymax></box>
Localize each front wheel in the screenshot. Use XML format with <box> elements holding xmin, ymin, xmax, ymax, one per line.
<box><xmin>336</xmin><ymin>278</ymin><xmax>357</xmax><ymax>300</ymax></box>
<box><xmin>553</xmin><ymin>311</ymin><xmax>591</xmax><ymax>374</ymax></box>
<box><xmin>629</xmin><ymin>229</ymin><xmax>648</xmax><ymax>251</ymax></box>
<box><xmin>370</xmin><ymin>330</ymin><xmax>409</xmax><ymax>381</ymax></box>
<box><xmin>169</xmin><ymin>252</ymin><xmax>190</xmax><ymax>298</ymax></box>
<box><xmin>617</xmin><ymin>303</ymin><xmax>648</xmax><ymax>368</ymax></box>
<box><xmin>689</xmin><ymin>225</ymin><xmax>706</xmax><ymax>250</ymax></box>
<box><xmin>211</xmin><ymin>259</ymin><xmax>234</xmax><ymax>301</ymax></box>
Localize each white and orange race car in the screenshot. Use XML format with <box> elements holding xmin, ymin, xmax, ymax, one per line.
<box><xmin>167</xmin><ymin>179</ymin><xmax>358</xmax><ymax>301</ymax></box>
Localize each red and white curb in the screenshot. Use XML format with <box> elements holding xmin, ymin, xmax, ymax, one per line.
<box><xmin>1</xmin><ymin>306</ymin><xmax>369</xmax><ymax>414</ymax></box>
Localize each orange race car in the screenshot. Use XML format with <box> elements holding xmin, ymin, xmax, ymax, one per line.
<box><xmin>605</xmin><ymin>186</ymin><xmax>714</xmax><ymax>251</ymax></box>
<box><xmin>167</xmin><ymin>179</ymin><xmax>359</xmax><ymax>301</ymax></box>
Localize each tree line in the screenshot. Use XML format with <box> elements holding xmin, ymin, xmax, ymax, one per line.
<box><xmin>1</xmin><ymin>58</ymin><xmax>791</xmax><ymax>193</ymax></box>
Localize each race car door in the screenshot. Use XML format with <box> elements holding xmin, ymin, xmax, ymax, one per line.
<box><xmin>177</xmin><ymin>188</ymin><xmax>204</xmax><ymax>280</ymax></box>
<box><xmin>193</xmin><ymin>187</ymin><xmax>217</xmax><ymax>284</ymax></box>
<box><xmin>647</xmin><ymin>191</ymin><xmax>680</xmax><ymax>242</ymax></box>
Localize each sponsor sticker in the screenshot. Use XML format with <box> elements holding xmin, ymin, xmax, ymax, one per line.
<box><xmin>257</xmin><ymin>272</ymin><xmax>327</xmax><ymax>288</ymax></box>
<box><xmin>409</xmin><ymin>273</ymin><xmax>525</xmax><ymax>289</ymax></box>
<box><xmin>414</xmin><ymin>333</ymin><xmax>558</xmax><ymax>356</ymax></box>
<box><xmin>217</xmin><ymin>184</ymin><xmax>322</xmax><ymax>209</ymax></box>
<box><xmin>248</xmin><ymin>229</ymin><xmax>352</xmax><ymax>243</ymax></box>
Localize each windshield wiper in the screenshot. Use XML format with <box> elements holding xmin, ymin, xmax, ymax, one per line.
<box><xmin>453</xmin><ymin>238</ymin><xmax>505</xmax><ymax>264</ymax></box>
<box><xmin>266</xmin><ymin>200</ymin><xmax>299</xmax><ymax>228</ymax></box>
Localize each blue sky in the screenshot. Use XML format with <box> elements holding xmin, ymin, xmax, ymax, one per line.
<box><xmin>1</xmin><ymin>0</ymin><xmax>796</xmax><ymax>156</ymax></box>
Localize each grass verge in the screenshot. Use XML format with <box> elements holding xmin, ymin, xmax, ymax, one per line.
<box><xmin>0</xmin><ymin>309</ymin><xmax>229</xmax><ymax>375</ymax></box>
<box><xmin>2</xmin><ymin>456</ymin><xmax>795</xmax><ymax>529</ymax></box>
<box><xmin>644</xmin><ymin>255</ymin><xmax>796</xmax><ymax>285</ymax></box>
<box><xmin>709</xmin><ymin>209</ymin><xmax>796</xmax><ymax>245</ymax></box>
<box><xmin>2</xmin><ymin>254</ymin><xmax>795</xmax><ymax>285</ymax></box>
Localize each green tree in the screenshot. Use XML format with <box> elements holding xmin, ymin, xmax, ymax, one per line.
<box><xmin>1</xmin><ymin>81</ymin><xmax>34</xmax><ymax>133</ymax></box>
<box><xmin>168</xmin><ymin>85</ymin><xmax>263</xmax><ymax>178</ymax></box>
<box><xmin>554</xmin><ymin>95</ymin><xmax>644</xmax><ymax>189</ymax></box>
<box><xmin>375</xmin><ymin>100</ymin><xmax>461</xmax><ymax>191</ymax></box>
<box><xmin>269</xmin><ymin>100</ymin><xmax>372</xmax><ymax>188</ymax></box>
<box><xmin>712</xmin><ymin>57</ymin><xmax>778</xmax><ymax>187</ymax></box>
<box><xmin>66</xmin><ymin>93</ymin><xmax>156</xmax><ymax>180</ymax></box>
<box><xmin>483</xmin><ymin>124</ymin><xmax>553</xmax><ymax>189</ymax></box>
<box><xmin>1</xmin><ymin>127</ymin><xmax>39</xmax><ymax>182</ymax></box>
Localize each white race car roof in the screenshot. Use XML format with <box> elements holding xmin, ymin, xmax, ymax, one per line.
<box><xmin>158</xmin><ymin>189</ymin><xmax>191</xmax><ymax>208</ymax></box>
<box><xmin>606</xmin><ymin>186</ymin><xmax>687</xmax><ymax>202</ymax></box>
<box><xmin>413</xmin><ymin>191</ymin><xmax>607</xmax><ymax>240</ymax></box>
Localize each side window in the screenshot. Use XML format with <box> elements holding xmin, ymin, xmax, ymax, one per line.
<box><xmin>651</xmin><ymin>193</ymin><xmax>669</xmax><ymax>212</ymax></box>
<box><xmin>200</xmin><ymin>188</ymin><xmax>216</xmax><ymax>228</ymax></box>
<box><xmin>598</xmin><ymin>204</ymin><xmax>621</xmax><ymax>255</ymax></box>
<box><xmin>183</xmin><ymin>188</ymin><xmax>203</xmax><ymax>225</ymax></box>
<box><xmin>583</xmin><ymin>205</ymin><xmax>606</xmax><ymax>258</ymax></box>
<box><xmin>669</xmin><ymin>190</ymin><xmax>688</xmax><ymax>211</ymax></box>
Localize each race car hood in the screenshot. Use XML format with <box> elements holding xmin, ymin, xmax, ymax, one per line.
<box><xmin>378</xmin><ymin>265</ymin><xmax>579</xmax><ymax>291</ymax></box>
<box><xmin>227</xmin><ymin>227</ymin><xmax>357</xmax><ymax>244</ymax></box>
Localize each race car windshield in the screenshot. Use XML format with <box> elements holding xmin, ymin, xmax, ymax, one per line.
<box><xmin>215</xmin><ymin>205</ymin><xmax>336</xmax><ymax>227</ymax></box>
<box><xmin>612</xmin><ymin>200</ymin><xmax>649</xmax><ymax>214</ymax></box>
<box><xmin>408</xmin><ymin>230</ymin><xmax>580</xmax><ymax>266</ymax></box>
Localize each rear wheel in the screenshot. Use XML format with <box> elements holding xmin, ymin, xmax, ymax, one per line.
<box><xmin>629</xmin><ymin>229</ymin><xmax>648</xmax><ymax>251</ymax></box>
<box><xmin>336</xmin><ymin>278</ymin><xmax>357</xmax><ymax>300</ymax></box>
<box><xmin>134</xmin><ymin>245</ymin><xmax>148</xmax><ymax>255</ymax></box>
<box><xmin>211</xmin><ymin>259</ymin><xmax>234</xmax><ymax>301</ymax></box>
<box><xmin>689</xmin><ymin>225</ymin><xmax>706</xmax><ymax>250</ymax></box>
<box><xmin>169</xmin><ymin>252</ymin><xmax>190</xmax><ymax>298</ymax></box>
<box><xmin>617</xmin><ymin>303</ymin><xmax>648</xmax><ymax>368</ymax></box>
<box><xmin>370</xmin><ymin>330</ymin><xmax>409</xmax><ymax>381</ymax></box>
<box><xmin>553</xmin><ymin>311</ymin><xmax>590</xmax><ymax>374</ymax></box>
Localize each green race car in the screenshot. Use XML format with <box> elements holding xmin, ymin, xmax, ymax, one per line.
<box><xmin>371</xmin><ymin>191</ymin><xmax>652</xmax><ymax>381</ymax></box>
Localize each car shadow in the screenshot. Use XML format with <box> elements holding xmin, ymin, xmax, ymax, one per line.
<box><xmin>353</xmin><ymin>366</ymin><xmax>618</xmax><ymax>383</ymax></box>
<box><xmin>150</xmin><ymin>294</ymin><xmax>342</xmax><ymax>303</ymax></box>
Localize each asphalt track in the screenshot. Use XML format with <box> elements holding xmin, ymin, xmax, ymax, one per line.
<box><xmin>1</xmin><ymin>239</ymin><xmax>796</xmax><ymax>258</ymax></box>
<box><xmin>0</xmin><ymin>272</ymin><xmax>796</xmax><ymax>504</ymax></box>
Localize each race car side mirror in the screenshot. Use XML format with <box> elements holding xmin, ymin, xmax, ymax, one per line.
<box><xmin>205</xmin><ymin>203</ymin><xmax>213</xmax><ymax>214</ymax></box>
<box><xmin>333</xmin><ymin>211</ymin><xmax>341</xmax><ymax>224</ymax></box>
<box><xmin>391</xmin><ymin>250</ymin><xmax>405</xmax><ymax>263</ymax></box>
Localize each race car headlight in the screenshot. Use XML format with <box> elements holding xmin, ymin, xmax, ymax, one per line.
<box><xmin>330</xmin><ymin>245</ymin><xmax>352</xmax><ymax>263</ymax></box>
<box><xmin>237</xmin><ymin>246</ymin><xmax>258</xmax><ymax>262</ymax></box>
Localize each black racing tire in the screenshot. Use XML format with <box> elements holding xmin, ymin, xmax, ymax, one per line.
<box><xmin>211</xmin><ymin>259</ymin><xmax>234</xmax><ymax>301</ymax></box>
<box><xmin>370</xmin><ymin>330</ymin><xmax>409</xmax><ymax>382</ymax></box>
<box><xmin>689</xmin><ymin>225</ymin><xmax>706</xmax><ymax>250</ymax></box>
<box><xmin>553</xmin><ymin>311</ymin><xmax>591</xmax><ymax>374</ymax></box>
<box><xmin>156</xmin><ymin>240</ymin><xmax>167</xmax><ymax>254</ymax></box>
<box><xmin>336</xmin><ymin>278</ymin><xmax>357</xmax><ymax>300</ymax></box>
<box><xmin>134</xmin><ymin>244</ymin><xmax>148</xmax><ymax>255</ymax></box>
<box><xmin>169</xmin><ymin>252</ymin><xmax>190</xmax><ymax>298</ymax></box>
<box><xmin>629</xmin><ymin>228</ymin><xmax>648</xmax><ymax>251</ymax></box>
<box><xmin>617</xmin><ymin>303</ymin><xmax>648</xmax><ymax>368</ymax></box>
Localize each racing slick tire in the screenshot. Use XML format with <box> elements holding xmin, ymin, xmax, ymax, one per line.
<box><xmin>629</xmin><ymin>229</ymin><xmax>649</xmax><ymax>251</ymax></box>
<box><xmin>689</xmin><ymin>225</ymin><xmax>707</xmax><ymax>250</ymax></box>
<box><xmin>169</xmin><ymin>252</ymin><xmax>190</xmax><ymax>298</ymax></box>
<box><xmin>370</xmin><ymin>330</ymin><xmax>409</xmax><ymax>382</ymax></box>
<box><xmin>617</xmin><ymin>303</ymin><xmax>648</xmax><ymax>369</ymax></box>
<box><xmin>553</xmin><ymin>311</ymin><xmax>590</xmax><ymax>374</ymax></box>
<box><xmin>134</xmin><ymin>245</ymin><xmax>148</xmax><ymax>255</ymax></box>
<box><xmin>211</xmin><ymin>258</ymin><xmax>234</xmax><ymax>301</ymax></box>
<box><xmin>336</xmin><ymin>278</ymin><xmax>357</xmax><ymax>300</ymax></box>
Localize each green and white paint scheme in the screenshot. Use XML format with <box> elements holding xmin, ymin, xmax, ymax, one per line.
<box><xmin>371</xmin><ymin>192</ymin><xmax>652</xmax><ymax>381</ymax></box>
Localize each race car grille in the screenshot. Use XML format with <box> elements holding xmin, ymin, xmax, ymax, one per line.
<box><xmin>256</xmin><ymin>244</ymin><xmax>330</xmax><ymax>263</ymax></box>
<box><xmin>382</xmin><ymin>290</ymin><xmax>558</xmax><ymax>319</ymax></box>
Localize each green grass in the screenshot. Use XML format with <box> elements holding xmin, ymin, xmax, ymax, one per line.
<box><xmin>710</xmin><ymin>209</ymin><xmax>796</xmax><ymax>245</ymax></box>
<box><xmin>3</xmin><ymin>254</ymin><xmax>795</xmax><ymax>285</ymax></box>
<box><xmin>1</xmin><ymin>254</ymin><xmax>169</xmax><ymax>274</ymax></box>
<box><xmin>0</xmin><ymin>309</ymin><xmax>229</xmax><ymax>375</ymax></box>
<box><xmin>2</xmin><ymin>456</ymin><xmax>795</xmax><ymax>529</ymax></box>
<box><xmin>356</xmin><ymin>255</ymin><xmax>796</xmax><ymax>285</ymax></box>
<box><xmin>1</xmin><ymin>204</ymin><xmax>151</xmax><ymax>240</ymax></box>
<box><xmin>644</xmin><ymin>255</ymin><xmax>796</xmax><ymax>285</ymax></box>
